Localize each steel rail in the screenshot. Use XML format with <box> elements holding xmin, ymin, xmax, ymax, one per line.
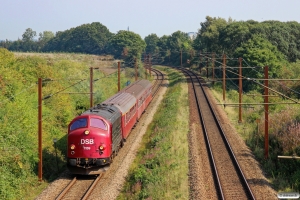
<box><xmin>55</xmin><ymin>173</ymin><xmax>103</xmax><ymax>200</ymax></box>
<box><xmin>55</xmin><ymin>176</ymin><xmax>77</xmax><ymax>200</ymax></box>
<box><xmin>181</xmin><ymin>68</ymin><xmax>255</xmax><ymax>199</ymax></box>
<box><xmin>55</xmin><ymin>69</ymin><xmax>163</xmax><ymax>200</ymax></box>
<box><xmin>75</xmin><ymin>68</ymin><xmax>164</xmax><ymax>199</ymax></box>
<box><xmin>82</xmin><ymin>174</ymin><xmax>103</xmax><ymax>200</ymax></box>
<box><xmin>150</xmin><ymin>68</ymin><xmax>164</xmax><ymax>98</ymax></box>
<box><xmin>181</xmin><ymin>68</ymin><xmax>224</xmax><ymax>199</ymax></box>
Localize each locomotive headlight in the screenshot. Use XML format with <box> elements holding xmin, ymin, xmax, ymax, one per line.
<box><xmin>99</xmin><ymin>144</ymin><xmax>106</xmax><ymax>150</ymax></box>
<box><xmin>70</xmin><ymin>144</ymin><xmax>76</xmax><ymax>150</ymax></box>
<box><xmin>84</xmin><ymin>130</ymin><xmax>90</xmax><ymax>135</ymax></box>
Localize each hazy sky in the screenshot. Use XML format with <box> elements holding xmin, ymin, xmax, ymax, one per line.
<box><xmin>1</xmin><ymin>0</ymin><xmax>300</xmax><ymax>40</ymax></box>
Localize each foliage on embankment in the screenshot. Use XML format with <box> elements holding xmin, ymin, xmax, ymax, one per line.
<box><xmin>210</xmin><ymin>74</ymin><xmax>300</xmax><ymax>192</ymax></box>
<box><xmin>117</xmin><ymin>67</ymin><xmax>189</xmax><ymax>199</ymax></box>
<box><xmin>0</xmin><ymin>49</ymin><xmax>141</xmax><ymax>199</ymax></box>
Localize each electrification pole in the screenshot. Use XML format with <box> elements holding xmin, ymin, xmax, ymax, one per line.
<box><xmin>90</xmin><ymin>67</ymin><xmax>93</xmax><ymax>108</ymax></box>
<box><xmin>38</xmin><ymin>78</ymin><xmax>42</xmax><ymax>182</ymax></box>
<box><xmin>212</xmin><ymin>53</ymin><xmax>215</xmax><ymax>85</ymax></box>
<box><xmin>145</xmin><ymin>54</ymin><xmax>148</xmax><ymax>79</ymax></box>
<box><xmin>149</xmin><ymin>54</ymin><xmax>151</xmax><ymax>77</ymax></box>
<box><xmin>180</xmin><ymin>50</ymin><xmax>182</xmax><ymax>68</ymax></box>
<box><xmin>222</xmin><ymin>54</ymin><xmax>226</xmax><ymax>101</ymax></box>
<box><xmin>264</xmin><ymin>66</ymin><xmax>269</xmax><ymax>159</ymax></box>
<box><xmin>206</xmin><ymin>57</ymin><xmax>209</xmax><ymax>79</ymax></box>
<box><xmin>118</xmin><ymin>62</ymin><xmax>121</xmax><ymax>91</ymax></box>
<box><xmin>238</xmin><ymin>57</ymin><xmax>243</xmax><ymax>123</ymax></box>
<box><xmin>135</xmin><ymin>58</ymin><xmax>138</xmax><ymax>81</ymax></box>
<box><xmin>199</xmin><ymin>51</ymin><xmax>202</xmax><ymax>74</ymax></box>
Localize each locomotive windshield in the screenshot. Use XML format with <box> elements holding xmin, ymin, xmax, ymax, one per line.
<box><xmin>90</xmin><ymin>118</ymin><xmax>107</xmax><ymax>130</ymax></box>
<box><xmin>70</xmin><ymin>118</ymin><xmax>87</xmax><ymax>131</ymax></box>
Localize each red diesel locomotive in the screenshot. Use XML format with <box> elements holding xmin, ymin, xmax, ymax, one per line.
<box><xmin>67</xmin><ymin>79</ymin><xmax>152</xmax><ymax>174</ymax></box>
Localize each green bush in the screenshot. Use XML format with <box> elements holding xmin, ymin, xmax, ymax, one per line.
<box><xmin>0</xmin><ymin>49</ymin><xmax>140</xmax><ymax>199</ymax></box>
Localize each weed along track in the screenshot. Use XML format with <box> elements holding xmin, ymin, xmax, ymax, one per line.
<box><xmin>182</xmin><ymin>68</ymin><xmax>255</xmax><ymax>199</ymax></box>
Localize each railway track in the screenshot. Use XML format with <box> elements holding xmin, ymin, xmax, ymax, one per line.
<box><xmin>56</xmin><ymin>174</ymin><xmax>103</xmax><ymax>200</ymax></box>
<box><xmin>86</xmin><ymin>68</ymin><xmax>165</xmax><ymax>199</ymax></box>
<box><xmin>182</xmin><ymin>68</ymin><xmax>255</xmax><ymax>199</ymax></box>
<box><xmin>151</xmin><ymin>67</ymin><xmax>164</xmax><ymax>97</ymax></box>
<box><xmin>56</xmin><ymin>173</ymin><xmax>104</xmax><ymax>200</ymax></box>
<box><xmin>54</xmin><ymin>69</ymin><xmax>164</xmax><ymax>200</ymax></box>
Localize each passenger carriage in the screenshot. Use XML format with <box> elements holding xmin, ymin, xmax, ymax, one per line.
<box><xmin>66</xmin><ymin>79</ymin><xmax>152</xmax><ymax>175</ymax></box>
<box><xmin>120</xmin><ymin>79</ymin><xmax>152</xmax><ymax>119</ymax></box>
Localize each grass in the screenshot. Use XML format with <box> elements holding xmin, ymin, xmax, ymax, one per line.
<box><xmin>13</xmin><ymin>52</ymin><xmax>118</xmax><ymax>76</ymax></box>
<box><xmin>0</xmin><ymin>50</ymin><xmax>148</xmax><ymax>200</ymax></box>
<box><xmin>7</xmin><ymin>50</ymin><xmax>299</xmax><ymax>197</ymax></box>
<box><xmin>117</xmin><ymin>66</ymin><xmax>189</xmax><ymax>199</ymax></box>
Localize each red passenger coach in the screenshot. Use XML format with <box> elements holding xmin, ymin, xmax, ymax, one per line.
<box><xmin>102</xmin><ymin>92</ymin><xmax>137</xmax><ymax>139</ymax></box>
<box><xmin>66</xmin><ymin>79</ymin><xmax>152</xmax><ymax>175</ymax></box>
<box><xmin>120</xmin><ymin>79</ymin><xmax>152</xmax><ymax>119</ymax></box>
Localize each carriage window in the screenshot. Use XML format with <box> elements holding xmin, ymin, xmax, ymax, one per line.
<box><xmin>90</xmin><ymin>118</ymin><xmax>107</xmax><ymax>130</ymax></box>
<box><xmin>70</xmin><ymin>118</ymin><xmax>87</xmax><ymax>131</ymax></box>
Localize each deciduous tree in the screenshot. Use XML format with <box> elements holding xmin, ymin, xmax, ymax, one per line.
<box><xmin>144</xmin><ymin>33</ymin><xmax>159</xmax><ymax>54</ymax></box>
<box><xmin>22</xmin><ymin>28</ymin><xmax>36</xmax><ymax>42</ymax></box>
<box><xmin>234</xmin><ymin>35</ymin><xmax>287</xmax><ymax>91</ymax></box>
<box><xmin>108</xmin><ymin>30</ymin><xmax>146</xmax><ymax>61</ymax></box>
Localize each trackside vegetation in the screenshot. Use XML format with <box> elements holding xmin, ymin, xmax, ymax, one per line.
<box><xmin>117</xmin><ymin>67</ymin><xmax>189</xmax><ymax>199</ymax></box>
<box><xmin>1</xmin><ymin>14</ymin><xmax>300</xmax><ymax>197</ymax></box>
<box><xmin>0</xmin><ymin>48</ymin><xmax>145</xmax><ymax>199</ymax></box>
<box><xmin>209</xmin><ymin>75</ymin><xmax>300</xmax><ymax>193</ymax></box>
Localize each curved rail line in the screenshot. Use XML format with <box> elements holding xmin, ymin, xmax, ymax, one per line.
<box><xmin>87</xmin><ymin>68</ymin><xmax>165</xmax><ymax>198</ymax></box>
<box><xmin>151</xmin><ymin>67</ymin><xmax>164</xmax><ymax>97</ymax></box>
<box><xmin>56</xmin><ymin>69</ymin><xmax>164</xmax><ymax>200</ymax></box>
<box><xmin>181</xmin><ymin>68</ymin><xmax>255</xmax><ymax>199</ymax></box>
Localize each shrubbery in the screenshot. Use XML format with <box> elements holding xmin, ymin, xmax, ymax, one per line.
<box><xmin>209</xmin><ymin>61</ymin><xmax>300</xmax><ymax>192</ymax></box>
<box><xmin>0</xmin><ymin>49</ymin><xmax>140</xmax><ymax>199</ymax></box>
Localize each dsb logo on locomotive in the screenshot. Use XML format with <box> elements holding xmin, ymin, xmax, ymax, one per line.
<box><xmin>81</xmin><ymin>139</ymin><xmax>94</xmax><ymax>144</ymax></box>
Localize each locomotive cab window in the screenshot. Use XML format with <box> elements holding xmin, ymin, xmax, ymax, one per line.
<box><xmin>90</xmin><ymin>118</ymin><xmax>107</xmax><ymax>130</ymax></box>
<box><xmin>70</xmin><ymin>118</ymin><xmax>87</xmax><ymax>131</ymax></box>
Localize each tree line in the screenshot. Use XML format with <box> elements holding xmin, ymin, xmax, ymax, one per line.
<box><xmin>1</xmin><ymin>16</ymin><xmax>300</xmax><ymax>67</ymax></box>
<box><xmin>0</xmin><ymin>22</ymin><xmax>192</xmax><ymax>65</ymax></box>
